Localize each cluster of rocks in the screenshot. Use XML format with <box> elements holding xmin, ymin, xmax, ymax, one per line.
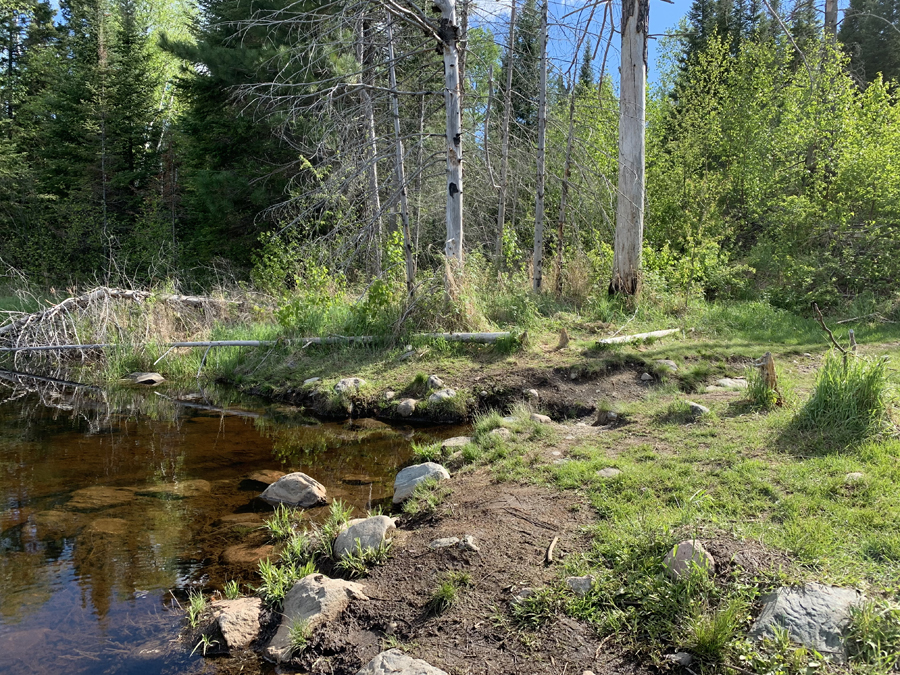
<box><xmin>392</xmin><ymin>374</ymin><xmax>457</xmax><ymax>418</ymax></box>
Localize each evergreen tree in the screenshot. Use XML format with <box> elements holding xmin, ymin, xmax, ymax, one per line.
<box><xmin>577</xmin><ymin>38</ymin><xmax>593</xmax><ymax>91</ymax></box>
<box><xmin>840</xmin><ymin>0</ymin><xmax>900</xmax><ymax>83</ymax></box>
<box><xmin>504</xmin><ymin>0</ymin><xmax>540</xmax><ymax>141</ymax></box>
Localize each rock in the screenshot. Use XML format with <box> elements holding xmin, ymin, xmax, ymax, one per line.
<box><xmin>334</xmin><ymin>378</ymin><xmax>366</xmax><ymax>395</ymax></box>
<box><xmin>458</xmin><ymin>535</ymin><xmax>479</xmax><ymax>552</ymax></box>
<box><xmin>687</xmin><ymin>401</ymin><xmax>710</xmax><ymax>417</ymax></box>
<box><xmin>136</xmin><ymin>479</ymin><xmax>211</xmax><ymax>500</ymax></box>
<box><xmin>265</xmin><ymin>574</ymin><xmax>367</xmax><ymax>662</ymax></box>
<box><xmin>126</xmin><ymin>372</ymin><xmax>165</xmax><ymax>386</ymax></box>
<box><xmin>398</xmin><ymin>350</ymin><xmax>416</xmax><ymax>361</ymax></box>
<box><xmin>333</xmin><ymin>516</ymin><xmax>396</xmax><ymax>559</ymax></box>
<box><xmin>511</xmin><ymin>587</ymin><xmax>534</xmax><ymax>605</ymax></box>
<box><xmin>845</xmin><ymin>472</ymin><xmax>865</xmax><ymax>484</ymax></box>
<box><xmin>32</xmin><ymin>510</ymin><xmax>81</xmax><ymax>538</ymax></box>
<box><xmin>749</xmin><ymin>583</ymin><xmax>864</xmax><ymax>663</ymax></box>
<box><xmin>489</xmin><ymin>427</ymin><xmax>513</xmax><ymax>441</ymax></box>
<box><xmin>211</xmin><ymin>597</ymin><xmax>262</xmax><ymax>650</ymax></box>
<box><xmin>479</xmin><ymin>390</ymin><xmax>488</xmax><ymax>397</ymax></box>
<box><xmin>347</xmin><ymin>418</ymin><xmax>391</xmax><ymax>431</ymax></box>
<box><xmin>565</xmin><ymin>576</ymin><xmax>594</xmax><ymax>597</ymax></box>
<box><xmin>393</xmin><ymin>462</ymin><xmax>450</xmax><ymax>503</ymax></box>
<box><xmin>524</xmin><ymin>388</ymin><xmax>539</xmax><ymax>400</ymax></box>
<box><xmin>66</xmin><ymin>486</ymin><xmax>135</xmax><ymax>511</ymax></box>
<box><xmin>716</xmin><ymin>377</ymin><xmax>749</xmax><ymax>389</ymax></box>
<box><xmin>342</xmin><ymin>474</ymin><xmax>376</xmax><ymax>486</ymax></box>
<box><xmin>216</xmin><ymin>513</ymin><xmax>264</xmax><ymax>527</ymax></box>
<box><xmin>397</xmin><ymin>398</ymin><xmax>417</xmax><ymax>417</ymax></box>
<box><xmin>441</xmin><ymin>436</ymin><xmax>471</xmax><ymax>450</ymax></box>
<box><xmin>663</xmin><ymin>540</ymin><xmax>715</xmax><ymax>579</ymax></box>
<box><xmin>303</xmin><ymin>377</ymin><xmax>321</xmax><ymax>386</ymax></box>
<box><xmin>665</xmin><ymin>652</ymin><xmax>694</xmax><ymax>667</ymax></box>
<box><xmin>597</xmin><ymin>468</ymin><xmax>622</xmax><ymax>479</ymax></box>
<box><xmin>595</xmin><ymin>410</ymin><xmax>619</xmax><ymax>425</ymax></box>
<box><xmin>655</xmin><ymin>359</ymin><xmax>679</xmax><ymax>372</ymax></box>
<box><xmin>640</xmin><ymin>372</ymin><xmax>653</xmax><ymax>382</ymax></box>
<box><xmin>88</xmin><ymin>517</ymin><xmax>129</xmax><ymax>536</ymax></box>
<box><xmin>223</xmin><ymin>543</ymin><xmax>274</xmax><ymax>566</ymax></box>
<box><xmin>245</xmin><ymin>470</ymin><xmax>285</xmax><ymax>486</ymax></box>
<box><xmin>260</xmin><ymin>472</ymin><xmax>327</xmax><ymax>508</ymax></box>
<box><xmin>427</xmin><ymin>388</ymin><xmax>456</xmax><ymax>404</ymax></box>
<box><xmin>383</xmin><ymin>390</ymin><xmax>396</xmax><ymax>401</ymax></box>
<box><xmin>357</xmin><ymin>649</ymin><xmax>448</xmax><ymax>675</ymax></box>
<box><xmin>427</xmin><ymin>375</ymin><xmax>444</xmax><ymax>390</ymax></box>
<box><xmin>429</xmin><ymin>537</ymin><xmax>460</xmax><ymax>549</ymax></box>
<box><xmin>530</xmin><ymin>413</ymin><xmax>552</xmax><ymax>424</ymax></box>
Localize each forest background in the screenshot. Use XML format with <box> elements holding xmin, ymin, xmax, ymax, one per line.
<box><xmin>2</xmin><ymin>0</ymin><xmax>900</xmax><ymax>333</ymax></box>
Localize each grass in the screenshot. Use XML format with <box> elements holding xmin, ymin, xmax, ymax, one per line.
<box><xmin>187</xmin><ymin>590</ymin><xmax>207</xmax><ymax>628</ymax></box>
<box><xmin>265</xmin><ymin>504</ymin><xmax>300</xmax><ymax>541</ymax></box>
<box><xmin>288</xmin><ymin>618</ymin><xmax>312</xmax><ymax>655</ymax></box>
<box><xmin>846</xmin><ymin>599</ymin><xmax>900</xmax><ymax>672</ymax></box>
<box><xmin>335</xmin><ymin>539</ymin><xmax>393</xmax><ymax>578</ymax></box>
<box><xmin>401</xmin><ymin>477</ymin><xmax>452</xmax><ymax>516</ymax></box>
<box><xmin>257</xmin><ymin>558</ymin><xmax>316</xmax><ymax>607</ymax></box>
<box><xmin>223</xmin><ymin>580</ymin><xmax>241</xmax><ymax>600</ymax></box>
<box><xmin>425</xmin><ymin>571</ymin><xmax>472</xmax><ymax>615</ymax></box>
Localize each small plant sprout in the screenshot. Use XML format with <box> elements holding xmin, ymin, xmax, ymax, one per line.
<box><xmin>265</xmin><ymin>503</ymin><xmax>297</xmax><ymax>541</ymax></box>
<box><xmin>336</xmin><ymin>539</ymin><xmax>393</xmax><ymax>578</ymax></box>
<box><xmin>223</xmin><ymin>580</ymin><xmax>241</xmax><ymax>600</ymax></box>
<box><xmin>288</xmin><ymin>618</ymin><xmax>312</xmax><ymax>655</ymax></box>
<box><xmin>425</xmin><ymin>570</ymin><xmax>473</xmax><ymax>615</ymax></box>
<box><xmin>187</xmin><ymin>590</ymin><xmax>207</xmax><ymax>628</ymax></box>
<box><xmin>191</xmin><ymin>633</ymin><xmax>219</xmax><ymax>657</ymax></box>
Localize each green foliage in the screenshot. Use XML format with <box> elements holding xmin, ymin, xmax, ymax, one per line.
<box><xmin>265</xmin><ymin>504</ymin><xmax>299</xmax><ymax>541</ymax></box>
<box><xmin>187</xmin><ymin>590</ymin><xmax>207</xmax><ymax>628</ymax></box>
<box><xmin>425</xmin><ymin>570</ymin><xmax>472</xmax><ymax>615</ymax></box>
<box><xmin>335</xmin><ymin>539</ymin><xmax>392</xmax><ymax>578</ymax></box>
<box><xmin>846</xmin><ymin>598</ymin><xmax>900</xmax><ymax>672</ymax></box>
<box><xmin>511</xmin><ymin>587</ymin><xmax>558</xmax><ymax>628</ymax></box>
<box><xmin>223</xmin><ymin>580</ymin><xmax>241</xmax><ymax>600</ymax></box>
<box><xmin>257</xmin><ymin>558</ymin><xmax>316</xmax><ymax>607</ymax></box>
<box><xmin>796</xmin><ymin>351</ymin><xmax>892</xmax><ymax>441</ymax></box>
<box><xmin>746</xmin><ymin>365</ymin><xmax>779</xmax><ymax>410</ymax></box>
<box><xmin>288</xmin><ymin>618</ymin><xmax>312</xmax><ymax>655</ymax></box>
<box><xmin>401</xmin><ymin>477</ymin><xmax>451</xmax><ymax>516</ymax></box>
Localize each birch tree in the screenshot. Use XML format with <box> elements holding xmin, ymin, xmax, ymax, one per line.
<box><xmin>531</xmin><ymin>0</ymin><xmax>547</xmax><ymax>291</ymax></box>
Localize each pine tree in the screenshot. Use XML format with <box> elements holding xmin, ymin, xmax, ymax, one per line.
<box><xmin>506</xmin><ymin>0</ymin><xmax>540</xmax><ymax>141</ymax></box>
<box><xmin>578</xmin><ymin>39</ymin><xmax>593</xmax><ymax>91</ymax></box>
<box><xmin>840</xmin><ymin>0</ymin><xmax>900</xmax><ymax>83</ymax></box>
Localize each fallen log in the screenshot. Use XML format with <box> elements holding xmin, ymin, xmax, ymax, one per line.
<box><xmin>597</xmin><ymin>328</ymin><xmax>680</xmax><ymax>345</ymax></box>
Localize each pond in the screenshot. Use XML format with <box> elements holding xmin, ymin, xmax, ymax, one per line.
<box><xmin>0</xmin><ymin>370</ymin><xmax>459</xmax><ymax>674</ymax></box>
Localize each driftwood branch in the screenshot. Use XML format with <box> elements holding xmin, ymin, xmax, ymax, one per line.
<box><xmin>597</xmin><ymin>328</ymin><xmax>679</xmax><ymax>345</ymax></box>
<box><xmin>813</xmin><ymin>303</ymin><xmax>846</xmax><ymax>354</ymax></box>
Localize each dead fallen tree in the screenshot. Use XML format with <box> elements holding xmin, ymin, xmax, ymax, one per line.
<box><xmin>597</xmin><ymin>328</ymin><xmax>680</xmax><ymax>345</ymax></box>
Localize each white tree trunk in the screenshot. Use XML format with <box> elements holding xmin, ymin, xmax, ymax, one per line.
<box><xmin>610</xmin><ymin>0</ymin><xmax>648</xmax><ymax>296</ymax></box>
<box><xmin>532</xmin><ymin>0</ymin><xmax>548</xmax><ymax>292</ymax></box>
<box><xmin>495</xmin><ymin>0</ymin><xmax>517</xmax><ymax>260</ymax></box>
<box><xmin>386</xmin><ymin>18</ymin><xmax>415</xmax><ymax>297</ymax></box>
<box><xmin>357</xmin><ymin>19</ymin><xmax>382</xmax><ymax>275</ymax></box>
<box><xmin>556</xmin><ymin>84</ymin><xmax>577</xmax><ymax>297</ymax></box>
<box><xmin>434</xmin><ymin>0</ymin><xmax>464</xmax><ymax>275</ymax></box>
<box><xmin>824</xmin><ymin>0</ymin><xmax>837</xmax><ymax>37</ymax></box>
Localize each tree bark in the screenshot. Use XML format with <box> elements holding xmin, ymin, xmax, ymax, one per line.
<box><xmin>495</xmin><ymin>0</ymin><xmax>517</xmax><ymax>260</ymax></box>
<box><xmin>824</xmin><ymin>0</ymin><xmax>838</xmax><ymax>37</ymax></box>
<box><xmin>386</xmin><ymin>18</ymin><xmax>415</xmax><ymax>297</ymax></box>
<box><xmin>555</xmin><ymin>84</ymin><xmax>577</xmax><ymax>297</ymax></box>
<box><xmin>609</xmin><ymin>0</ymin><xmax>648</xmax><ymax>297</ymax></box>
<box><xmin>532</xmin><ymin>0</ymin><xmax>548</xmax><ymax>292</ymax></box>
<box><xmin>434</xmin><ymin>0</ymin><xmax>464</xmax><ymax>280</ymax></box>
<box><xmin>357</xmin><ymin>19</ymin><xmax>383</xmax><ymax>276</ymax></box>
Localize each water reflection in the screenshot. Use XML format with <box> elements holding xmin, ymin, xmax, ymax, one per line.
<box><xmin>0</xmin><ymin>369</ymin><xmax>458</xmax><ymax>674</ymax></box>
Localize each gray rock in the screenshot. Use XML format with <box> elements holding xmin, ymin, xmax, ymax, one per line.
<box><xmin>441</xmin><ymin>436</ymin><xmax>472</xmax><ymax>450</ymax></box>
<box><xmin>565</xmin><ymin>576</ymin><xmax>594</xmax><ymax>597</ymax></box>
<box><xmin>429</xmin><ymin>537</ymin><xmax>460</xmax><ymax>549</ymax></box>
<box><xmin>211</xmin><ymin>597</ymin><xmax>262</xmax><ymax>651</ymax></box>
<box><xmin>656</xmin><ymin>359</ymin><xmax>679</xmax><ymax>372</ymax></box>
<box><xmin>334</xmin><ymin>378</ymin><xmax>366</xmax><ymax>395</ymax></box>
<box><xmin>511</xmin><ymin>587</ymin><xmax>534</xmax><ymax>605</ymax></box>
<box><xmin>260</xmin><ymin>472</ymin><xmax>327</xmax><ymax>508</ymax></box>
<box><xmin>383</xmin><ymin>391</ymin><xmax>396</xmax><ymax>401</ymax></box>
<box><xmin>524</xmin><ymin>388</ymin><xmax>539</xmax><ymax>400</ymax></box>
<box><xmin>66</xmin><ymin>486</ymin><xmax>135</xmax><ymax>511</ymax></box>
<box><xmin>303</xmin><ymin>377</ymin><xmax>320</xmax><ymax>386</ymax></box>
<box><xmin>663</xmin><ymin>540</ymin><xmax>715</xmax><ymax>579</ymax></box>
<box><xmin>749</xmin><ymin>583</ymin><xmax>864</xmax><ymax>663</ymax></box>
<box><xmin>641</xmin><ymin>372</ymin><xmax>653</xmax><ymax>382</ymax></box>
<box><xmin>392</xmin><ymin>462</ymin><xmax>450</xmax><ymax>504</ymax></box>
<box><xmin>479</xmin><ymin>390</ymin><xmax>488</xmax><ymax>397</ymax></box>
<box><xmin>716</xmin><ymin>377</ymin><xmax>749</xmax><ymax>389</ymax></box>
<box><xmin>687</xmin><ymin>401</ymin><xmax>710</xmax><ymax>417</ymax></box>
<box><xmin>126</xmin><ymin>372</ymin><xmax>165</xmax><ymax>385</ymax></box>
<box><xmin>428</xmin><ymin>388</ymin><xmax>456</xmax><ymax>404</ymax></box>
<box><xmin>333</xmin><ymin>516</ymin><xmax>396</xmax><ymax>559</ymax></box>
<box><xmin>136</xmin><ymin>479</ymin><xmax>211</xmax><ymax>499</ymax></box>
<box><xmin>397</xmin><ymin>399</ymin><xmax>417</xmax><ymax>417</ymax></box>
<box><xmin>489</xmin><ymin>427</ymin><xmax>513</xmax><ymax>441</ymax></box>
<box><xmin>356</xmin><ymin>649</ymin><xmax>448</xmax><ymax>675</ymax></box>
<box><xmin>427</xmin><ymin>375</ymin><xmax>445</xmax><ymax>390</ymax></box>
<box><xmin>398</xmin><ymin>350</ymin><xmax>416</xmax><ymax>361</ymax></box>
<box><xmin>530</xmin><ymin>413</ymin><xmax>552</xmax><ymax>424</ymax></box>
<box><xmin>665</xmin><ymin>652</ymin><xmax>694</xmax><ymax>667</ymax></box>
<box><xmin>597</xmin><ymin>468</ymin><xmax>622</xmax><ymax>479</ymax></box>
<box><xmin>845</xmin><ymin>472</ymin><xmax>864</xmax><ymax>484</ymax></box>
<box><xmin>458</xmin><ymin>535</ymin><xmax>479</xmax><ymax>552</ymax></box>
<box><xmin>265</xmin><ymin>574</ymin><xmax>367</xmax><ymax>662</ymax></box>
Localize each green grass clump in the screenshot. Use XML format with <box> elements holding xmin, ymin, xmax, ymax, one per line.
<box><xmin>280</xmin><ymin>532</ymin><xmax>313</xmax><ymax>566</ymax></box>
<box><xmin>265</xmin><ymin>504</ymin><xmax>299</xmax><ymax>541</ymax></box>
<box><xmin>847</xmin><ymin>599</ymin><xmax>900</xmax><ymax>672</ymax></box>
<box><xmin>746</xmin><ymin>365</ymin><xmax>780</xmax><ymax>410</ymax></box>
<box><xmin>257</xmin><ymin>558</ymin><xmax>316</xmax><ymax>607</ymax></box>
<box><xmin>223</xmin><ymin>580</ymin><xmax>241</xmax><ymax>600</ymax></box>
<box><xmin>425</xmin><ymin>570</ymin><xmax>472</xmax><ymax>615</ymax></box>
<box><xmin>288</xmin><ymin>618</ymin><xmax>312</xmax><ymax>655</ymax></box>
<box><xmin>401</xmin><ymin>477</ymin><xmax>451</xmax><ymax>516</ymax></box>
<box><xmin>796</xmin><ymin>351</ymin><xmax>892</xmax><ymax>442</ymax></box>
<box><xmin>187</xmin><ymin>590</ymin><xmax>207</xmax><ymax>628</ymax></box>
<box><xmin>411</xmin><ymin>441</ymin><xmax>443</xmax><ymax>463</ymax></box>
<box><xmin>336</xmin><ymin>539</ymin><xmax>393</xmax><ymax>578</ymax></box>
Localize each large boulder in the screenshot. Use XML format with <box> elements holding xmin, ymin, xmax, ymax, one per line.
<box><xmin>749</xmin><ymin>584</ymin><xmax>864</xmax><ymax>663</ymax></box>
<box><xmin>265</xmin><ymin>574</ymin><xmax>367</xmax><ymax>662</ymax></box>
<box><xmin>260</xmin><ymin>472</ymin><xmax>327</xmax><ymax>508</ymax></box>
<box><xmin>663</xmin><ymin>540</ymin><xmax>715</xmax><ymax>579</ymax></box>
<box><xmin>210</xmin><ymin>597</ymin><xmax>263</xmax><ymax>651</ymax></box>
<box><xmin>428</xmin><ymin>389</ymin><xmax>456</xmax><ymax>404</ymax></box>
<box><xmin>392</xmin><ymin>463</ymin><xmax>450</xmax><ymax>504</ymax></box>
<box><xmin>397</xmin><ymin>399</ymin><xmax>417</xmax><ymax>417</ymax></box>
<box><xmin>334</xmin><ymin>378</ymin><xmax>366</xmax><ymax>395</ymax></box>
<box><xmin>333</xmin><ymin>516</ymin><xmax>396</xmax><ymax>559</ymax></box>
<box><xmin>356</xmin><ymin>649</ymin><xmax>448</xmax><ymax>675</ymax></box>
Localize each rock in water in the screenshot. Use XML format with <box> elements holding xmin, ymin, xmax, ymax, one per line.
<box><xmin>66</xmin><ymin>486</ymin><xmax>135</xmax><ymax>511</ymax></box>
<box><xmin>210</xmin><ymin>597</ymin><xmax>262</xmax><ymax>651</ymax></box>
<box><xmin>334</xmin><ymin>378</ymin><xmax>366</xmax><ymax>395</ymax></box>
<box><xmin>126</xmin><ymin>372</ymin><xmax>165</xmax><ymax>386</ymax></box>
<box><xmin>333</xmin><ymin>516</ymin><xmax>396</xmax><ymax>559</ymax></box>
<box><xmin>260</xmin><ymin>472</ymin><xmax>327</xmax><ymax>507</ymax></box>
<box><xmin>265</xmin><ymin>575</ymin><xmax>367</xmax><ymax>662</ymax></box>
<box><xmin>135</xmin><ymin>479</ymin><xmax>211</xmax><ymax>500</ymax></box>
<box><xmin>392</xmin><ymin>463</ymin><xmax>450</xmax><ymax>504</ymax></box>
<box><xmin>397</xmin><ymin>399</ymin><xmax>417</xmax><ymax>417</ymax></box>
<box><xmin>663</xmin><ymin>540</ymin><xmax>715</xmax><ymax>579</ymax></box>
<box><xmin>749</xmin><ymin>584</ymin><xmax>863</xmax><ymax>663</ymax></box>
<box><xmin>357</xmin><ymin>649</ymin><xmax>448</xmax><ymax>675</ymax></box>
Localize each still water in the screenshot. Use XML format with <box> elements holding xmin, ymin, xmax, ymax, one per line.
<box><xmin>0</xmin><ymin>370</ymin><xmax>457</xmax><ymax>674</ymax></box>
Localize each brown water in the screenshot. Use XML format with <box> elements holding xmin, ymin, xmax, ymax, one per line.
<box><xmin>0</xmin><ymin>371</ymin><xmax>459</xmax><ymax>674</ymax></box>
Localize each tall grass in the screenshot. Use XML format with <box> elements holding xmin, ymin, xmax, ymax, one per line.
<box><xmin>796</xmin><ymin>351</ymin><xmax>892</xmax><ymax>441</ymax></box>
